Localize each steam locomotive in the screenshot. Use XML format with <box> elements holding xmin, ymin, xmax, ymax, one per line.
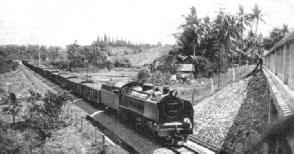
<box><xmin>22</xmin><ymin>61</ymin><xmax>194</xmax><ymax>145</ymax></box>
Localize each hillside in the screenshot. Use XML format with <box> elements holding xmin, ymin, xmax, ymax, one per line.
<box><xmin>110</xmin><ymin>46</ymin><xmax>172</xmax><ymax>67</ymax></box>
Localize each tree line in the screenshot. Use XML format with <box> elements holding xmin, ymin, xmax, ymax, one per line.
<box><xmin>162</xmin><ymin>4</ymin><xmax>289</xmax><ymax>78</ymax></box>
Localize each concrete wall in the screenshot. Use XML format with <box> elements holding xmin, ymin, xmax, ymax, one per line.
<box><xmin>283</xmin><ymin>45</ymin><xmax>290</xmax><ymax>84</ymax></box>
<box><xmin>264</xmin><ymin>40</ymin><xmax>294</xmax><ymax>154</ymax></box>
<box><xmin>270</xmin><ymin>52</ymin><xmax>274</xmax><ymax>72</ymax></box>
<box><xmin>264</xmin><ymin>42</ymin><xmax>294</xmax><ymax>91</ymax></box>
<box><xmin>277</xmin><ymin>48</ymin><xmax>283</xmax><ymax>80</ymax></box>
<box><xmin>289</xmin><ymin>44</ymin><xmax>294</xmax><ymax>90</ymax></box>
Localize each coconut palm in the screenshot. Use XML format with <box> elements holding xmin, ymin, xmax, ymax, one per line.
<box><xmin>250</xmin><ymin>4</ymin><xmax>265</xmax><ymax>52</ymax></box>
<box><xmin>181</xmin><ymin>7</ymin><xmax>206</xmax><ymax>58</ymax></box>
<box><xmin>236</xmin><ymin>5</ymin><xmax>251</xmax><ymax>64</ymax></box>
<box><xmin>213</xmin><ymin>11</ymin><xmax>240</xmax><ymax>62</ymax></box>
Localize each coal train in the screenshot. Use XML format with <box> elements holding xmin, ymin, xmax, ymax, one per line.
<box><xmin>22</xmin><ymin>61</ymin><xmax>194</xmax><ymax>145</ymax></box>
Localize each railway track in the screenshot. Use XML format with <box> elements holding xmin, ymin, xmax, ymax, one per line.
<box><xmin>187</xmin><ymin>136</ymin><xmax>228</xmax><ymax>154</ymax></box>
<box><xmin>167</xmin><ymin>144</ymin><xmax>200</xmax><ymax>154</ymax></box>
<box><xmin>23</xmin><ymin>63</ymin><xmax>229</xmax><ymax>154</ymax></box>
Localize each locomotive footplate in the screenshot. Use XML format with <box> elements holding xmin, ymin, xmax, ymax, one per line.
<box><xmin>158</xmin><ymin>129</ymin><xmax>192</xmax><ymax>137</ymax></box>
<box><xmin>157</xmin><ymin>122</ymin><xmax>192</xmax><ymax>138</ymax></box>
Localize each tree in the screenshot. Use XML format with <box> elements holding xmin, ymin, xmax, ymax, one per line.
<box><xmin>47</xmin><ymin>46</ymin><xmax>61</xmax><ymax>61</ymax></box>
<box><xmin>66</xmin><ymin>41</ymin><xmax>85</xmax><ymax>69</ymax></box>
<box><xmin>236</xmin><ymin>5</ymin><xmax>251</xmax><ymax>64</ymax></box>
<box><xmin>263</xmin><ymin>24</ymin><xmax>289</xmax><ymax>50</ymax></box>
<box><xmin>180</xmin><ymin>7</ymin><xmax>206</xmax><ymax>58</ymax></box>
<box><xmin>251</xmin><ymin>4</ymin><xmax>265</xmax><ymax>40</ymax></box>
<box><xmin>248</xmin><ymin>4</ymin><xmax>266</xmax><ymax>71</ymax></box>
<box><xmin>212</xmin><ymin>10</ymin><xmax>241</xmax><ymax>78</ymax></box>
<box><xmin>24</xmin><ymin>90</ymin><xmax>69</xmax><ymax>140</ymax></box>
<box><xmin>2</xmin><ymin>92</ymin><xmax>22</xmax><ymax>124</ymax></box>
<box><xmin>249</xmin><ymin>4</ymin><xmax>265</xmax><ymax>60</ymax></box>
<box><xmin>157</xmin><ymin>42</ymin><xmax>162</xmax><ymax>47</ymax></box>
<box><xmin>104</xmin><ymin>34</ymin><xmax>108</xmax><ymax>42</ymax></box>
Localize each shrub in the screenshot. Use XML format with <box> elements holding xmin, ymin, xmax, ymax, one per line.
<box><xmin>0</xmin><ymin>58</ymin><xmax>19</xmax><ymax>73</ymax></box>
<box><xmin>149</xmin><ymin>70</ymin><xmax>171</xmax><ymax>86</ymax></box>
<box><xmin>154</xmin><ymin>55</ymin><xmax>179</xmax><ymax>74</ymax></box>
<box><xmin>113</xmin><ymin>57</ymin><xmax>131</xmax><ymax>68</ymax></box>
<box><xmin>107</xmin><ymin>50</ymin><xmax>113</xmax><ymax>56</ymax></box>
<box><xmin>137</xmin><ymin>69</ymin><xmax>150</xmax><ymax>82</ymax></box>
<box><xmin>49</xmin><ymin>61</ymin><xmax>69</xmax><ymax>70</ymax></box>
<box><xmin>106</xmin><ymin>62</ymin><xmax>115</xmax><ymax>71</ymax></box>
<box><xmin>123</xmin><ymin>50</ymin><xmax>128</xmax><ymax>55</ymax></box>
<box><xmin>23</xmin><ymin>90</ymin><xmax>69</xmax><ymax>140</ymax></box>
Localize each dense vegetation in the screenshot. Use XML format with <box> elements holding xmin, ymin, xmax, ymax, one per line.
<box><xmin>138</xmin><ymin>4</ymin><xmax>290</xmax><ymax>85</ymax></box>
<box><xmin>169</xmin><ymin>5</ymin><xmax>266</xmax><ymax>76</ymax></box>
<box><xmin>0</xmin><ymin>48</ymin><xmax>19</xmax><ymax>73</ymax></box>
<box><xmin>0</xmin><ymin>90</ymin><xmax>69</xmax><ymax>153</ymax></box>
<box><xmin>0</xmin><ymin>34</ymin><xmax>161</xmax><ymax>72</ymax></box>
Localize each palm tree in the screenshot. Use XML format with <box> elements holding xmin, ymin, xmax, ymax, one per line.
<box><xmin>236</xmin><ymin>5</ymin><xmax>251</xmax><ymax>64</ymax></box>
<box><xmin>251</xmin><ymin>4</ymin><xmax>265</xmax><ymax>37</ymax></box>
<box><xmin>281</xmin><ymin>24</ymin><xmax>289</xmax><ymax>36</ymax></box>
<box><xmin>214</xmin><ymin>12</ymin><xmax>240</xmax><ymax>65</ymax></box>
<box><xmin>250</xmin><ymin>4</ymin><xmax>265</xmax><ymax>57</ymax></box>
<box><xmin>245</xmin><ymin>4</ymin><xmax>265</xmax><ymax>71</ymax></box>
<box><xmin>181</xmin><ymin>7</ymin><xmax>206</xmax><ymax>59</ymax></box>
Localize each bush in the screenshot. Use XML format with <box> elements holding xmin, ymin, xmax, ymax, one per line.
<box><xmin>154</xmin><ymin>55</ymin><xmax>179</xmax><ymax>74</ymax></box>
<box><xmin>113</xmin><ymin>57</ymin><xmax>131</xmax><ymax>68</ymax></box>
<box><xmin>137</xmin><ymin>69</ymin><xmax>150</xmax><ymax>82</ymax></box>
<box><xmin>107</xmin><ymin>50</ymin><xmax>113</xmax><ymax>56</ymax></box>
<box><xmin>49</xmin><ymin>61</ymin><xmax>69</xmax><ymax>70</ymax></box>
<box><xmin>0</xmin><ymin>58</ymin><xmax>19</xmax><ymax>73</ymax></box>
<box><xmin>149</xmin><ymin>70</ymin><xmax>171</xmax><ymax>86</ymax></box>
<box><xmin>23</xmin><ymin>90</ymin><xmax>69</xmax><ymax>140</ymax></box>
<box><xmin>106</xmin><ymin>62</ymin><xmax>115</xmax><ymax>70</ymax></box>
<box><xmin>123</xmin><ymin>50</ymin><xmax>128</xmax><ymax>55</ymax></box>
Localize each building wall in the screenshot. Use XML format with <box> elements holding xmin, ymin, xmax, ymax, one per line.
<box><xmin>277</xmin><ymin>48</ymin><xmax>283</xmax><ymax>80</ymax></box>
<box><xmin>289</xmin><ymin>43</ymin><xmax>294</xmax><ymax>90</ymax></box>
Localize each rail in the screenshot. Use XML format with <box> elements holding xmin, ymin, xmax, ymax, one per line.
<box><xmin>188</xmin><ymin>136</ymin><xmax>228</xmax><ymax>154</ymax></box>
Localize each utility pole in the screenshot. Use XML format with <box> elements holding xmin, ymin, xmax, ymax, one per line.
<box><xmin>39</xmin><ymin>46</ymin><xmax>41</xmax><ymax>66</ymax></box>
<box><xmin>214</xmin><ymin>3</ymin><xmax>226</xmax><ymax>88</ymax></box>
<box><xmin>86</xmin><ymin>47</ymin><xmax>88</xmax><ymax>79</ymax></box>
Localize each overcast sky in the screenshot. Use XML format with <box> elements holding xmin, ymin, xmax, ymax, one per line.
<box><xmin>1</xmin><ymin>0</ymin><xmax>294</xmax><ymax>48</ymax></box>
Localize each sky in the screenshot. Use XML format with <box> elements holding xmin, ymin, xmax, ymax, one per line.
<box><xmin>0</xmin><ymin>0</ymin><xmax>294</xmax><ymax>48</ymax></box>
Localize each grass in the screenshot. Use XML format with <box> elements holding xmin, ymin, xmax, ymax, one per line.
<box><xmin>111</xmin><ymin>46</ymin><xmax>171</xmax><ymax>67</ymax></box>
<box><xmin>0</xmin><ymin>65</ymin><xmax>127</xmax><ymax>154</ymax></box>
<box><xmin>168</xmin><ymin>65</ymin><xmax>255</xmax><ymax>105</ymax></box>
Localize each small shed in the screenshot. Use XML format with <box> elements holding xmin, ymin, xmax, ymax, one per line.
<box><xmin>177</xmin><ymin>64</ymin><xmax>194</xmax><ymax>79</ymax></box>
<box><xmin>176</xmin><ymin>55</ymin><xmax>195</xmax><ymax>79</ymax></box>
